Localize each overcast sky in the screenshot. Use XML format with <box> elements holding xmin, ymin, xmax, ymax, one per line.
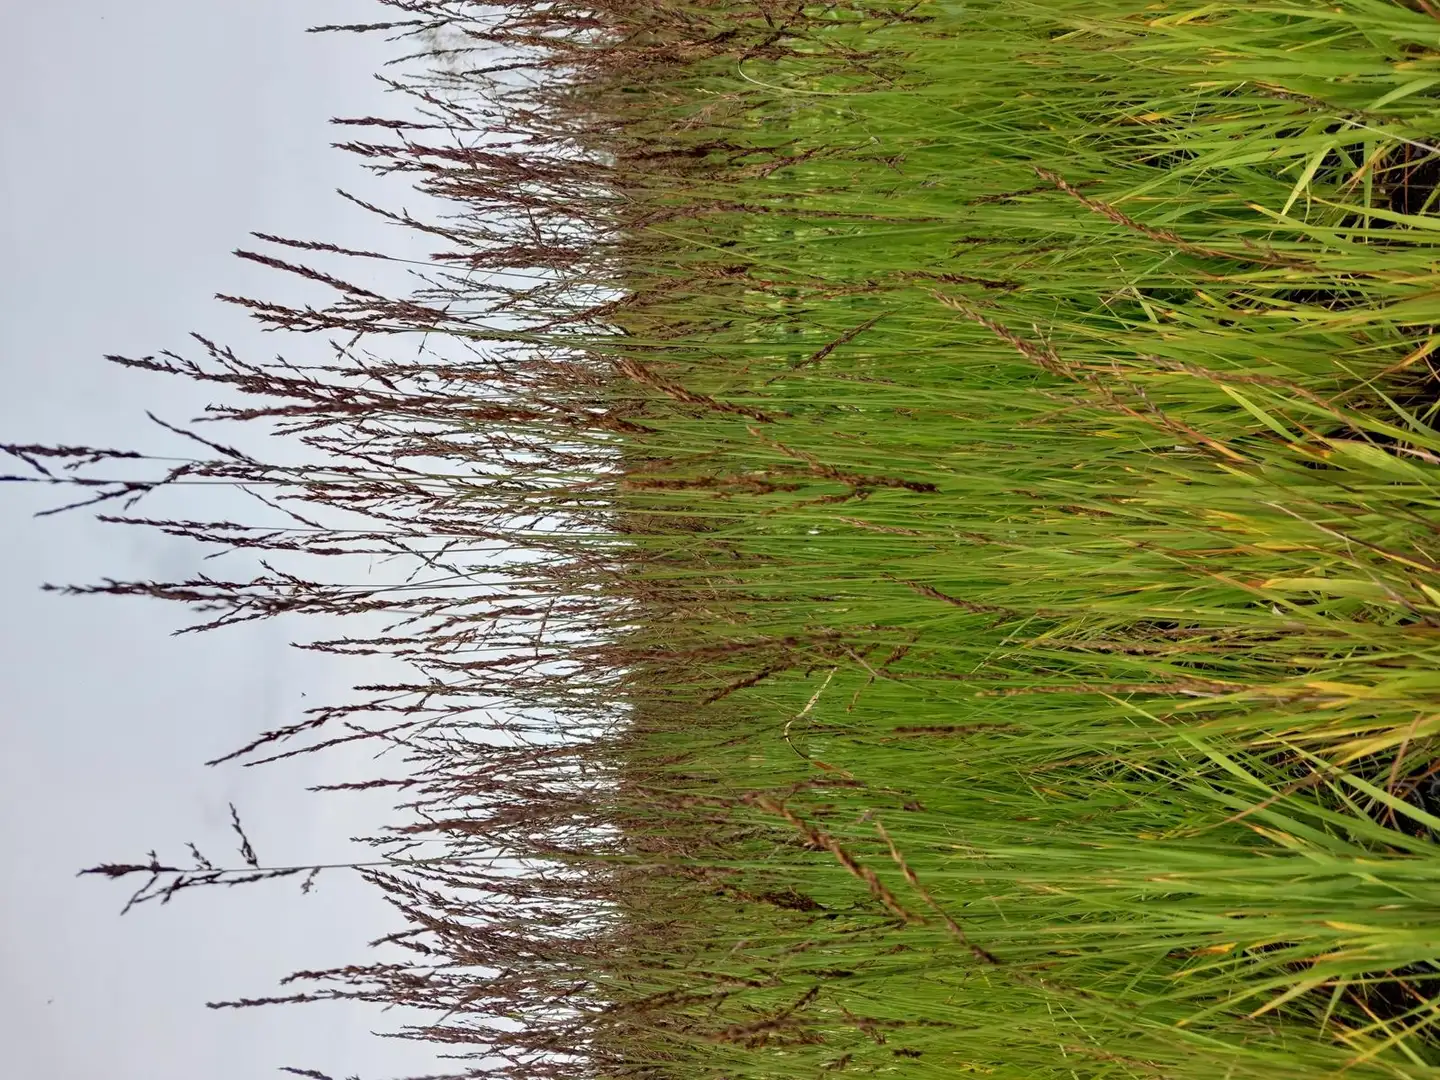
<box><xmin>1</xmin><ymin>3</ymin><xmax>452</xmax><ymax>1077</ymax></box>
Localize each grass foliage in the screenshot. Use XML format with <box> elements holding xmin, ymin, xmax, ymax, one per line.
<box><xmin>14</xmin><ymin>0</ymin><xmax>1440</xmax><ymax>1076</ymax></box>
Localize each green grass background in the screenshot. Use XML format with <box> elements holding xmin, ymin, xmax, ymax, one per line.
<box><xmin>527</xmin><ymin>2</ymin><xmax>1440</xmax><ymax>1075</ymax></box>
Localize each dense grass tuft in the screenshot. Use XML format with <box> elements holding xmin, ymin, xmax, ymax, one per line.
<box><xmin>15</xmin><ymin>1</ymin><xmax>1440</xmax><ymax>1076</ymax></box>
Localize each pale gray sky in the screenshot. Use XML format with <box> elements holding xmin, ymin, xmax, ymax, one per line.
<box><xmin>1</xmin><ymin>3</ymin><xmax>450</xmax><ymax>1077</ymax></box>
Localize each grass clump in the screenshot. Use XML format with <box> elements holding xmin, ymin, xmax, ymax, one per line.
<box><xmin>14</xmin><ymin>0</ymin><xmax>1440</xmax><ymax>1076</ymax></box>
